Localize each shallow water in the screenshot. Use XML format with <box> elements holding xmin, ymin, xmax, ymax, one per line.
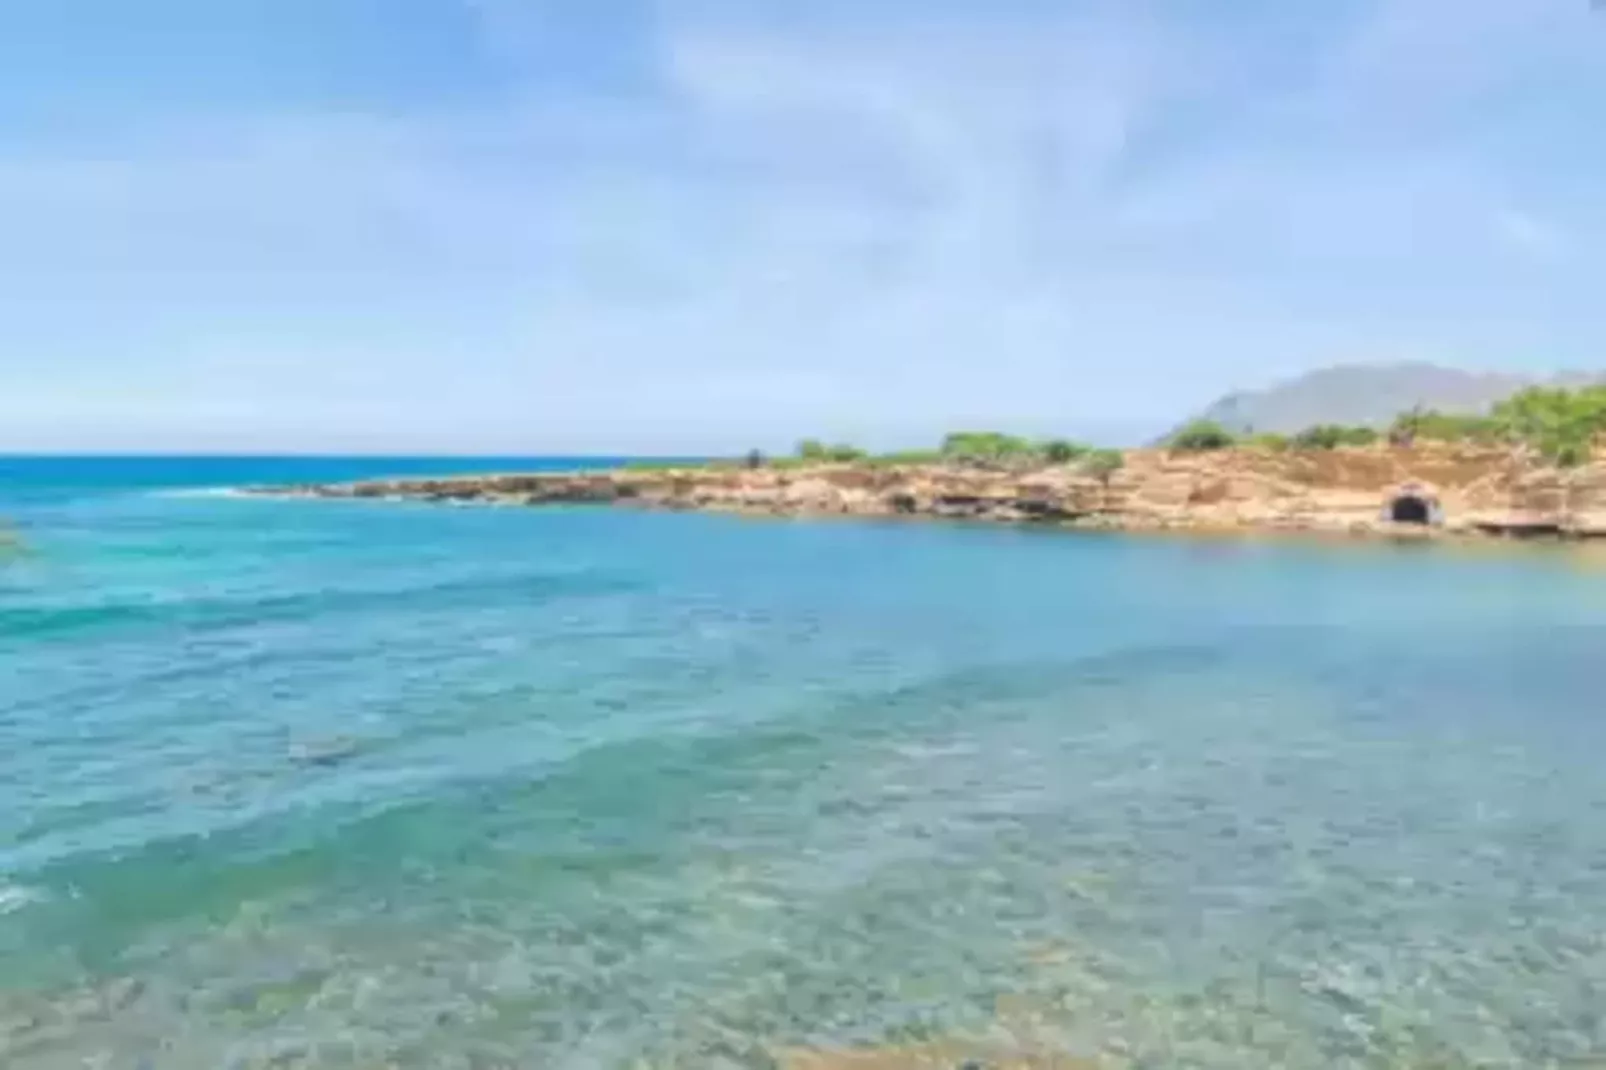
<box><xmin>3</xmin><ymin>457</ymin><xmax>1606</xmax><ymax>1068</ymax></box>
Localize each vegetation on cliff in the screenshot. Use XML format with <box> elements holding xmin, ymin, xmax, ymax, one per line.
<box><xmin>1177</xmin><ymin>361</ymin><xmax>1600</xmax><ymax>437</ymax></box>
<box><xmin>1166</xmin><ymin>420</ymin><xmax>1238</xmax><ymax>451</ymax></box>
<box><xmin>1389</xmin><ymin>409</ymin><xmax>1503</xmax><ymax>446</ymax></box>
<box><xmin>1291</xmin><ymin>424</ymin><xmax>1381</xmax><ymax>450</ymax></box>
<box><xmin>779</xmin><ymin>432</ymin><xmax>1095</xmax><ymax>470</ymax></box>
<box><xmin>637</xmin><ymin>384</ymin><xmax>1606</xmax><ymax>478</ymax></box>
<box><xmin>779</xmin><ymin>436</ymin><xmax>1129</xmax><ymax>483</ymax></box>
<box><xmin>796</xmin><ymin>439</ymin><xmax>869</xmax><ymax>463</ymax></box>
<box><xmin>1388</xmin><ymin>385</ymin><xmax>1606</xmax><ymax>465</ymax></box>
<box><xmin>1246</xmin><ymin>432</ymin><xmax>1291</xmax><ymax>451</ymax></box>
<box><xmin>1082</xmin><ymin>449</ymin><xmax>1125</xmax><ymax>481</ymax></box>
<box><xmin>1159</xmin><ymin>385</ymin><xmax>1606</xmax><ymax>466</ymax></box>
<box><xmin>938</xmin><ymin>431</ymin><xmax>1044</xmax><ymax>464</ymax></box>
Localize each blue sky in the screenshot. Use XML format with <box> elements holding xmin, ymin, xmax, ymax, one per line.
<box><xmin>2</xmin><ymin>0</ymin><xmax>1604</xmax><ymax>453</ymax></box>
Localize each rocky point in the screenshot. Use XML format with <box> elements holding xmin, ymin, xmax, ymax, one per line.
<box><xmin>254</xmin><ymin>444</ymin><xmax>1606</xmax><ymax>540</ymax></box>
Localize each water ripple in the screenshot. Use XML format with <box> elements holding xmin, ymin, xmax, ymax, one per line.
<box><xmin>4</xmin><ymin>459</ymin><xmax>1606</xmax><ymax>1067</ymax></box>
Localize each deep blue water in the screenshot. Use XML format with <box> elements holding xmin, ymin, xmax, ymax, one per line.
<box><xmin>4</xmin><ymin>456</ymin><xmax>1606</xmax><ymax>1068</ymax></box>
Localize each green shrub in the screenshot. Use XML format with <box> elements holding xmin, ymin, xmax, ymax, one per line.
<box><xmin>1041</xmin><ymin>439</ymin><xmax>1088</xmax><ymax>464</ymax></box>
<box><xmin>1082</xmin><ymin>449</ymin><xmax>1125</xmax><ymax>481</ymax></box>
<box><xmin>1389</xmin><ymin>409</ymin><xmax>1503</xmax><ymax>445</ymax></box>
<box><xmin>1491</xmin><ymin>385</ymin><xmax>1606</xmax><ymax>466</ymax></box>
<box><xmin>1247</xmin><ymin>432</ymin><xmax>1290</xmax><ymax>451</ymax></box>
<box><xmin>796</xmin><ymin>439</ymin><xmax>866</xmax><ymax>463</ymax></box>
<box><xmin>1548</xmin><ymin>439</ymin><xmax>1594</xmax><ymax>467</ymax></box>
<box><xmin>1167</xmin><ymin>420</ymin><xmax>1237</xmax><ymax>451</ymax></box>
<box><xmin>869</xmin><ymin>449</ymin><xmax>945</xmax><ymax>466</ymax></box>
<box><xmin>941</xmin><ymin>431</ymin><xmax>1036</xmax><ymax>464</ymax></box>
<box><xmin>1376</xmin><ymin>386</ymin><xmax>1606</xmax><ymax>465</ymax></box>
<box><xmin>1291</xmin><ymin>424</ymin><xmax>1379</xmax><ymax>450</ymax></box>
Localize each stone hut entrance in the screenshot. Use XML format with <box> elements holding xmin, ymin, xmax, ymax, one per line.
<box><xmin>1385</xmin><ymin>483</ymin><xmax>1440</xmax><ymax>526</ymax></box>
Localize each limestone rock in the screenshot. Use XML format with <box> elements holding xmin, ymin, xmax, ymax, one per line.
<box><xmin>248</xmin><ymin>444</ymin><xmax>1606</xmax><ymax>541</ymax></box>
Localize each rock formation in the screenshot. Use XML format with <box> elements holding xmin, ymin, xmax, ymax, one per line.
<box><xmin>254</xmin><ymin>444</ymin><xmax>1606</xmax><ymax>540</ymax></box>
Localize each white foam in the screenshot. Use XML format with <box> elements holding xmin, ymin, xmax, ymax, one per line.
<box><xmin>144</xmin><ymin>486</ymin><xmax>246</xmax><ymax>500</ymax></box>
<box><xmin>0</xmin><ymin>881</ymin><xmax>43</xmax><ymax>915</ymax></box>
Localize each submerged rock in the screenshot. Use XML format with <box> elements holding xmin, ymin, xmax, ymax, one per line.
<box><xmin>287</xmin><ymin>736</ymin><xmax>362</xmax><ymax>768</ymax></box>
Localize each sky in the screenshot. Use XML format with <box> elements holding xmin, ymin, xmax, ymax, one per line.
<box><xmin>1</xmin><ymin>0</ymin><xmax>1604</xmax><ymax>454</ymax></box>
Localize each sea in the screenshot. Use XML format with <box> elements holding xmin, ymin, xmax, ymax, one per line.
<box><xmin>3</xmin><ymin>455</ymin><xmax>1606</xmax><ymax>1069</ymax></box>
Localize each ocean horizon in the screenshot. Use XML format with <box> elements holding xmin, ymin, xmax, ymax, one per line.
<box><xmin>4</xmin><ymin>454</ymin><xmax>1606</xmax><ymax>1068</ymax></box>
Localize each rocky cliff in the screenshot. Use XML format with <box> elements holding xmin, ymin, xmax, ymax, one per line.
<box><xmin>257</xmin><ymin>444</ymin><xmax>1606</xmax><ymax>540</ymax></box>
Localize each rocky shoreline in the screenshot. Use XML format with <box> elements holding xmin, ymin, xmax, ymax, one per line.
<box><xmin>250</xmin><ymin>444</ymin><xmax>1606</xmax><ymax>541</ymax></box>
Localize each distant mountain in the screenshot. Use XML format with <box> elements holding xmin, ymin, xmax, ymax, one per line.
<box><xmin>1179</xmin><ymin>362</ymin><xmax>1603</xmax><ymax>437</ymax></box>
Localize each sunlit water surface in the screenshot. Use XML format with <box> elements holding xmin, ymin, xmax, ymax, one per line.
<box><xmin>3</xmin><ymin>457</ymin><xmax>1605</xmax><ymax>1068</ymax></box>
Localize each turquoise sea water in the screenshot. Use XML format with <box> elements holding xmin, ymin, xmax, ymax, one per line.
<box><xmin>4</xmin><ymin>457</ymin><xmax>1606</xmax><ymax>1069</ymax></box>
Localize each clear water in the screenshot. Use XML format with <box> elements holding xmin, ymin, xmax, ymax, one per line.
<box><xmin>3</xmin><ymin>457</ymin><xmax>1606</xmax><ymax>1069</ymax></box>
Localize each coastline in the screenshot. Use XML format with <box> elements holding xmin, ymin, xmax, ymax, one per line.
<box><xmin>245</xmin><ymin>443</ymin><xmax>1606</xmax><ymax>542</ymax></box>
